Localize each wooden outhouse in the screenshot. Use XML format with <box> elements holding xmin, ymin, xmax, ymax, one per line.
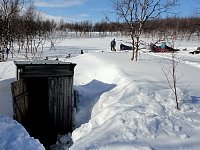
<box><xmin>11</xmin><ymin>60</ymin><xmax>76</xmax><ymax>148</ymax></box>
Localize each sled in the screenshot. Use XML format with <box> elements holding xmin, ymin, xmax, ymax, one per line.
<box><xmin>120</xmin><ymin>43</ymin><xmax>132</xmax><ymax>50</ymax></box>
<box><xmin>149</xmin><ymin>43</ymin><xmax>179</xmax><ymax>53</ymax></box>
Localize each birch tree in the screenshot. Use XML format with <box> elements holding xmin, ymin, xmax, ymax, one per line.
<box><xmin>111</xmin><ymin>0</ymin><xmax>178</xmax><ymax>61</ymax></box>
<box><xmin>0</xmin><ymin>0</ymin><xmax>29</xmax><ymax>49</ymax></box>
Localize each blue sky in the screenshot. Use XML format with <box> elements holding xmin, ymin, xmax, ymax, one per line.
<box><xmin>34</xmin><ymin>0</ymin><xmax>199</xmax><ymax>22</ymax></box>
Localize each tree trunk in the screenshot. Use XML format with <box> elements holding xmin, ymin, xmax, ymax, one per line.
<box><xmin>135</xmin><ymin>36</ymin><xmax>140</xmax><ymax>61</ymax></box>
<box><xmin>131</xmin><ymin>36</ymin><xmax>135</xmax><ymax>61</ymax></box>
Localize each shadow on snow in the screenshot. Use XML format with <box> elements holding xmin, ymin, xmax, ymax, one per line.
<box><xmin>191</xmin><ymin>96</ymin><xmax>200</xmax><ymax>104</ymax></box>
<box><xmin>0</xmin><ymin>78</ymin><xmax>15</xmax><ymax>117</ymax></box>
<box><xmin>74</xmin><ymin>79</ymin><xmax>117</xmax><ymax>128</ymax></box>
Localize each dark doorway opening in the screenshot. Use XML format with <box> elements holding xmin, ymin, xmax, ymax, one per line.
<box><xmin>25</xmin><ymin>77</ymin><xmax>57</xmax><ymax>149</ymax></box>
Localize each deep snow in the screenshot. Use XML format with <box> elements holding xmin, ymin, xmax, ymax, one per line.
<box><xmin>0</xmin><ymin>36</ymin><xmax>200</xmax><ymax>150</ymax></box>
<box><xmin>69</xmin><ymin>52</ymin><xmax>200</xmax><ymax>150</ymax></box>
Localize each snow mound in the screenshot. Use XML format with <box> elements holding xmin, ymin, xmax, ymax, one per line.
<box><xmin>0</xmin><ymin>115</ymin><xmax>45</xmax><ymax>150</ymax></box>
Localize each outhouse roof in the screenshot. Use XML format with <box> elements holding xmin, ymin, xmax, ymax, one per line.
<box><xmin>14</xmin><ymin>60</ymin><xmax>75</xmax><ymax>66</ymax></box>
<box><xmin>14</xmin><ymin>60</ymin><xmax>76</xmax><ymax>78</ymax></box>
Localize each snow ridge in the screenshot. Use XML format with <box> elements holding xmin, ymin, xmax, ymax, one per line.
<box><xmin>70</xmin><ymin>53</ymin><xmax>200</xmax><ymax>150</ymax></box>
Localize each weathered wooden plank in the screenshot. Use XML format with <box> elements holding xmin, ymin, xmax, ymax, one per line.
<box><xmin>16</xmin><ymin>63</ymin><xmax>76</xmax><ymax>79</ymax></box>
<box><xmin>63</xmin><ymin>78</ymin><xmax>68</xmax><ymax>130</ymax></box>
<box><xmin>48</xmin><ymin>76</ymin><xmax>74</xmax><ymax>133</ymax></box>
<box><xmin>15</xmin><ymin>93</ymin><xmax>28</xmax><ymax>117</ymax></box>
<box><xmin>20</xmin><ymin>71</ymin><xmax>73</xmax><ymax>78</ymax></box>
<box><xmin>11</xmin><ymin>79</ymin><xmax>28</xmax><ymax>124</ymax></box>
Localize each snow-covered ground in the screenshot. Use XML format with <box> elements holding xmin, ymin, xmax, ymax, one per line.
<box><xmin>0</xmin><ymin>36</ymin><xmax>200</xmax><ymax>150</ymax></box>
<box><xmin>0</xmin><ymin>115</ymin><xmax>45</xmax><ymax>150</ymax></box>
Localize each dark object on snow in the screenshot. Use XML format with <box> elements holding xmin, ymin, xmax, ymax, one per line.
<box><xmin>81</xmin><ymin>50</ymin><xmax>84</xmax><ymax>54</ymax></box>
<box><xmin>183</xmin><ymin>48</ymin><xmax>187</xmax><ymax>51</ymax></box>
<box><xmin>66</xmin><ymin>54</ymin><xmax>71</xmax><ymax>59</ymax></box>
<box><xmin>149</xmin><ymin>43</ymin><xmax>179</xmax><ymax>53</ymax></box>
<box><xmin>120</xmin><ymin>43</ymin><xmax>132</xmax><ymax>50</ymax></box>
<box><xmin>189</xmin><ymin>50</ymin><xmax>200</xmax><ymax>54</ymax></box>
<box><xmin>189</xmin><ymin>47</ymin><xmax>200</xmax><ymax>54</ymax></box>
<box><xmin>111</xmin><ymin>39</ymin><xmax>116</xmax><ymax>51</ymax></box>
<box><xmin>5</xmin><ymin>47</ymin><xmax>9</xmax><ymax>59</ymax></box>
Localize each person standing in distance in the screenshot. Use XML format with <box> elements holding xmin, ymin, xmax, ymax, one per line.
<box><xmin>110</xmin><ymin>39</ymin><xmax>116</xmax><ymax>51</ymax></box>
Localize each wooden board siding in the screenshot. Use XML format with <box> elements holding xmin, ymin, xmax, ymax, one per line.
<box><xmin>48</xmin><ymin>76</ymin><xmax>74</xmax><ymax>133</ymax></box>
<box><xmin>11</xmin><ymin>79</ymin><xmax>28</xmax><ymax>124</ymax></box>
<box><xmin>19</xmin><ymin>65</ymin><xmax>74</xmax><ymax>78</ymax></box>
<box><xmin>14</xmin><ymin>61</ymin><xmax>76</xmax><ymax>78</ymax></box>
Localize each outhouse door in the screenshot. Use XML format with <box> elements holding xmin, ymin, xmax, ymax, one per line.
<box><xmin>11</xmin><ymin>79</ymin><xmax>28</xmax><ymax>124</ymax></box>
<box><xmin>48</xmin><ymin>76</ymin><xmax>73</xmax><ymax>133</ymax></box>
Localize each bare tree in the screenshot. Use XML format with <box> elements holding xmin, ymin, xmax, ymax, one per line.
<box><xmin>193</xmin><ymin>0</ymin><xmax>200</xmax><ymax>17</ymax></box>
<box><xmin>110</xmin><ymin>0</ymin><xmax>178</xmax><ymax>61</ymax></box>
<box><xmin>162</xmin><ymin>52</ymin><xmax>181</xmax><ymax>110</ymax></box>
<box><xmin>0</xmin><ymin>0</ymin><xmax>29</xmax><ymax>49</ymax></box>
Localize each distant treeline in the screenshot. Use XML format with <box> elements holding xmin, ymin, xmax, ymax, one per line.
<box><xmin>60</xmin><ymin>17</ymin><xmax>200</xmax><ymax>39</ymax></box>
